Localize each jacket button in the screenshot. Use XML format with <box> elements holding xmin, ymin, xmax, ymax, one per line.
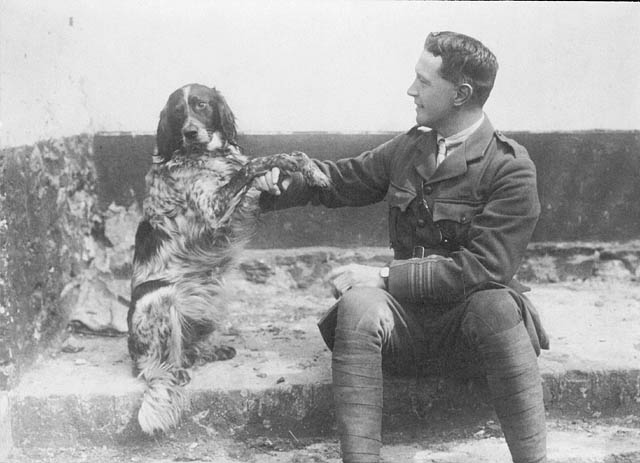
<box><xmin>424</xmin><ymin>185</ymin><xmax>433</xmax><ymax>195</ymax></box>
<box><xmin>461</xmin><ymin>215</ymin><xmax>467</xmax><ymax>223</ymax></box>
<box><xmin>417</xmin><ymin>219</ymin><xmax>426</xmax><ymax>227</ymax></box>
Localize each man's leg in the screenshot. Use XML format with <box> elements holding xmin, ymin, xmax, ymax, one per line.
<box><xmin>332</xmin><ymin>287</ymin><xmax>421</xmax><ymax>463</ymax></box>
<box><xmin>462</xmin><ymin>289</ymin><xmax>547</xmax><ymax>463</ymax></box>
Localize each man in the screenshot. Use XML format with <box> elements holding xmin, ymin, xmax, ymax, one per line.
<box><xmin>255</xmin><ymin>31</ymin><xmax>549</xmax><ymax>463</ymax></box>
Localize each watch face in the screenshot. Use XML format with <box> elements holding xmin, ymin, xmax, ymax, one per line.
<box><xmin>380</xmin><ymin>267</ymin><xmax>389</xmax><ymax>278</ymax></box>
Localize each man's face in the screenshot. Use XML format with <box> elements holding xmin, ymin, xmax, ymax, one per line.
<box><xmin>407</xmin><ymin>51</ymin><xmax>457</xmax><ymax>129</ymax></box>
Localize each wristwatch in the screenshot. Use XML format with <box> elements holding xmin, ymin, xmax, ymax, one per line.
<box><xmin>379</xmin><ymin>266</ymin><xmax>389</xmax><ymax>289</ymax></box>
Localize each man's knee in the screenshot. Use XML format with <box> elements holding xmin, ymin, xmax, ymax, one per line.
<box><xmin>337</xmin><ymin>287</ymin><xmax>395</xmax><ymax>338</ymax></box>
<box><xmin>462</xmin><ymin>289</ymin><xmax>522</xmax><ymax>344</ymax></box>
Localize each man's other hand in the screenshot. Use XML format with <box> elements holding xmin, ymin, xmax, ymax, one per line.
<box><xmin>327</xmin><ymin>264</ymin><xmax>385</xmax><ymax>298</ymax></box>
<box><xmin>253</xmin><ymin>167</ymin><xmax>291</xmax><ymax>195</ymax></box>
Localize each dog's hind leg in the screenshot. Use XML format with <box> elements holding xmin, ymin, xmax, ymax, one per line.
<box><xmin>187</xmin><ymin>332</ymin><xmax>237</xmax><ymax>367</ymax></box>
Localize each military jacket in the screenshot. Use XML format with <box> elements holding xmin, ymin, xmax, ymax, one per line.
<box><xmin>260</xmin><ymin>117</ymin><xmax>541</xmax><ymax>306</ymax></box>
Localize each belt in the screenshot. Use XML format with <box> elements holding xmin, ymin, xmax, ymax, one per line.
<box><xmin>412</xmin><ymin>246</ymin><xmax>449</xmax><ymax>258</ymax></box>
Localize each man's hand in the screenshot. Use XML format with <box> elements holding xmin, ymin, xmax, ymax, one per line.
<box><xmin>327</xmin><ymin>264</ymin><xmax>385</xmax><ymax>298</ymax></box>
<box><xmin>253</xmin><ymin>167</ymin><xmax>291</xmax><ymax>196</ymax></box>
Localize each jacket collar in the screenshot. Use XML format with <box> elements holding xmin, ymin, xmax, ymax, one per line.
<box><xmin>413</xmin><ymin>116</ymin><xmax>495</xmax><ymax>185</ymax></box>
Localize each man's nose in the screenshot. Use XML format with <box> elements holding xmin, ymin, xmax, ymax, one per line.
<box><xmin>407</xmin><ymin>79</ymin><xmax>418</xmax><ymax>97</ymax></box>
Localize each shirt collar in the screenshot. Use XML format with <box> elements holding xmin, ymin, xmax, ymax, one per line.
<box><xmin>437</xmin><ymin>113</ymin><xmax>485</xmax><ymax>147</ymax></box>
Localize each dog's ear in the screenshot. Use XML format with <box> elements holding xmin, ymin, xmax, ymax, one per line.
<box><xmin>156</xmin><ymin>106</ymin><xmax>181</xmax><ymax>162</ymax></box>
<box><xmin>212</xmin><ymin>89</ymin><xmax>237</xmax><ymax>144</ymax></box>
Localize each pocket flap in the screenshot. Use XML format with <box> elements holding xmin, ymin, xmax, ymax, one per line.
<box><xmin>432</xmin><ymin>201</ymin><xmax>483</xmax><ymax>224</ymax></box>
<box><xmin>387</xmin><ymin>183</ymin><xmax>416</xmax><ymax>212</ymax></box>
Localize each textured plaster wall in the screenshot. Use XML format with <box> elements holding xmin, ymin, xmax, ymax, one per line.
<box><xmin>1</xmin><ymin>1</ymin><xmax>639</xmax><ymax>148</ymax></box>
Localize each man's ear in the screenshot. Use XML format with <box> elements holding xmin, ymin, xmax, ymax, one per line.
<box><xmin>453</xmin><ymin>83</ymin><xmax>474</xmax><ymax>107</ymax></box>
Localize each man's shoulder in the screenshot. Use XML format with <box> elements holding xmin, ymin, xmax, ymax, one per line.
<box><xmin>391</xmin><ymin>125</ymin><xmax>434</xmax><ymax>149</ymax></box>
<box><xmin>406</xmin><ymin>125</ymin><xmax>432</xmax><ymax>136</ymax></box>
<box><xmin>372</xmin><ymin>126</ymin><xmax>430</xmax><ymax>156</ymax></box>
<box><xmin>487</xmin><ymin>130</ymin><xmax>537</xmax><ymax>180</ymax></box>
<box><xmin>493</xmin><ymin>130</ymin><xmax>529</xmax><ymax>159</ymax></box>
<box><xmin>405</xmin><ymin>125</ymin><xmax>439</xmax><ymax>141</ymax></box>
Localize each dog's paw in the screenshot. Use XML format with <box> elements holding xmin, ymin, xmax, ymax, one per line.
<box><xmin>303</xmin><ymin>165</ymin><xmax>331</xmax><ymax>188</ymax></box>
<box><xmin>194</xmin><ymin>343</ymin><xmax>237</xmax><ymax>364</ymax></box>
<box><xmin>290</xmin><ymin>151</ymin><xmax>331</xmax><ymax>188</ymax></box>
<box><xmin>211</xmin><ymin>344</ymin><xmax>237</xmax><ymax>361</ymax></box>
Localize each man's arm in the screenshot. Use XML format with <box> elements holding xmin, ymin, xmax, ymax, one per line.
<box><xmin>255</xmin><ymin>135</ymin><xmax>409</xmax><ymax>211</ymax></box>
<box><xmin>253</xmin><ymin>135</ymin><xmax>410</xmax><ymax>296</ymax></box>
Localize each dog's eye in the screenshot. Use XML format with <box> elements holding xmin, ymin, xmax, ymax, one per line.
<box><xmin>195</xmin><ymin>101</ymin><xmax>208</xmax><ymax>110</ymax></box>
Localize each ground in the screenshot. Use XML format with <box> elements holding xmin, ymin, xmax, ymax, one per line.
<box><xmin>5</xmin><ymin>248</ymin><xmax>640</xmax><ymax>463</ymax></box>
<box><xmin>8</xmin><ymin>417</ymin><xmax>640</xmax><ymax>463</ymax></box>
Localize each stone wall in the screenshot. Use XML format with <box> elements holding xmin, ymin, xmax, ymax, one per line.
<box><xmin>94</xmin><ymin>130</ymin><xmax>640</xmax><ymax>247</ymax></box>
<box><xmin>0</xmin><ymin>135</ymin><xmax>98</xmax><ymax>389</ymax></box>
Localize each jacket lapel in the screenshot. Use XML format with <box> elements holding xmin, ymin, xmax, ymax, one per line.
<box><xmin>418</xmin><ymin>117</ymin><xmax>495</xmax><ymax>185</ymax></box>
<box><xmin>413</xmin><ymin>130</ymin><xmax>438</xmax><ymax>182</ymax></box>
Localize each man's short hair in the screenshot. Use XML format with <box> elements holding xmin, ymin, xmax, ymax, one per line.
<box><xmin>425</xmin><ymin>31</ymin><xmax>498</xmax><ymax>107</ymax></box>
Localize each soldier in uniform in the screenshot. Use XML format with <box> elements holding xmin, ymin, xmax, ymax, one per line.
<box><xmin>255</xmin><ymin>31</ymin><xmax>549</xmax><ymax>463</ymax></box>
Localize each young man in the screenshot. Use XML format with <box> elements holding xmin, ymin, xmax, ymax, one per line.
<box><xmin>255</xmin><ymin>31</ymin><xmax>549</xmax><ymax>463</ymax></box>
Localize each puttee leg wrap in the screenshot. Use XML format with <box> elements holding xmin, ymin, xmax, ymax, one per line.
<box><xmin>479</xmin><ymin>322</ymin><xmax>547</xmax><ymax>463</ymax></box>
<box><xmin>332</xmin><ymin>328</ymin><xmax>383</xmax><ymax>463</ymax></box>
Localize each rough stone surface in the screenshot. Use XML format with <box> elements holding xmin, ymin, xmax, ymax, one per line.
<box><xmin>5</xmin><ymin>418</ymin><xmax>640</xmax><ymax>462</ymax></box>
<box><xmin>0</xmin><ymin>392</ymin><xmax>11</xmax><ymax>462</ymax></box>
<box><xmin>8</xmin><ymin>264</ymin><xmax>640</xmax><ymax>448</ymax></box>
<box><xmin>0</xmin><ymin>135</ymin><xmax>98</xmax><ymax>389</ymax></box>
<box><xmin>0</xmin><ymin>135</ymin><xmax>137</xmax><ymax>389</ymax></box>
<box><xmin>62</xmin><ymin>271</ymin><xmax>128</xmax><ymax>335</ymax></box>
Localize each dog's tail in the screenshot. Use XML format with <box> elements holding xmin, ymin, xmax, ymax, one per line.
<box><xmin>133</xmin><ymin>298</ymin><xmax>190</xmax><ymax>435</ymax></box>
<box><xmin>137</xmin><ymin>361</ymin><xmax>189</xmax><ymax>435</ymax></box>
<box><xmin>129</xmin><ymin>281</ymin><xmax>224</xmax><ymax>434</ymax></box>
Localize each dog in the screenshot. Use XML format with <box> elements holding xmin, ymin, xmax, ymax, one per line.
<box><xmin>127</xmin><ymin>83</ymin><xmax>330</xmax><ymax>435</ymax></box>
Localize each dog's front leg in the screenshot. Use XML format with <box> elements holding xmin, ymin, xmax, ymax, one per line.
<box><xmin>207</xmin><ymin>152</ymin><xmax>331</xmax><ymax>224</ymax></box>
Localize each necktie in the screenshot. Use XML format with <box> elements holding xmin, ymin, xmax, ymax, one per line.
<box><xmin>436</xmin><ymin>138</ymin><xmax>447</xmax><ymax>167</ymax></box>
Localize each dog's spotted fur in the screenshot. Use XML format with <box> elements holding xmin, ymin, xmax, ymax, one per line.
<box><xmin>128</xmin><ymin>84</ymin><xmax>330</xmax><ymax>435</ymax></box>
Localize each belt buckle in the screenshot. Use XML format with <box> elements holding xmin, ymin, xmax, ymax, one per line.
<box><xmin>412</xmin><ymin>246</ymin><xmax>425</xmax><ymax>258</ymax></box>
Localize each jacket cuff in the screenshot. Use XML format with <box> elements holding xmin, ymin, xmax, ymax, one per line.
<box><xmin>387</xmin><ymin>256</ymin><xmax>465</xmax><ymax>304</ymax></box>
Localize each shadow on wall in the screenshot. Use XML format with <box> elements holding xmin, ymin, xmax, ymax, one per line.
<box><xmin>94</xmin><ymin>131</ymin><xmax>640</xmax><ymax>247</ymax></box>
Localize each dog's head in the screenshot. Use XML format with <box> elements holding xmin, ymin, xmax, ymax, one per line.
<box><xmin>155</xmin><ymin>83</ymin><xmax>237</xmax><ymax>162</ymax></box>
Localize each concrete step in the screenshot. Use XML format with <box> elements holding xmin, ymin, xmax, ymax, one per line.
<box><xmin>6</xmin><ymin>418</ymin><xmax>640</xmax><ymax>462</ymax></box>
<box><xmin>6</xmin><ymin>251</ymin><xmax>640</xmax><ymax>451</ymax></box>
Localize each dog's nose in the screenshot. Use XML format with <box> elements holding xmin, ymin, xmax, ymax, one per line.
<box><xmin>182</xmin><ymin>124</ymin><xmax>199</xmax><ymax>139</ymax></box>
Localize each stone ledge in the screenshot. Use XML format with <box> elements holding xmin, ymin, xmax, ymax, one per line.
<box><xmin>8</xmin><ymin>277</ymin><xmax>640</xmax><ymax>447</ymax></box>
<box><xmin>237</xmin><ymin>244</ymin><xmax>640</xmax><ymax>286</ymax></box>
<box><xmin>9</xmin><ymin>366</ymin><xmax>640</xmax><ymax>448</ymax></box>
<box><xmin>0</xmin><ymin>392</ymin><xmax>11</xmax><ymax>461</ymax></box>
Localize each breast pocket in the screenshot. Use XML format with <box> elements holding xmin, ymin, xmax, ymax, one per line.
<box><xmin>432</xmin><ymin>200</ymin><xmax>484</xmax><ymax>247</ymax></box>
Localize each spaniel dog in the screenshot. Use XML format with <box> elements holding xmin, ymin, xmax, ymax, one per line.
<box><xmin>127</xmin><ymin>83</ymin><xmax>330</xmax><ymax>434</ymax></box>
